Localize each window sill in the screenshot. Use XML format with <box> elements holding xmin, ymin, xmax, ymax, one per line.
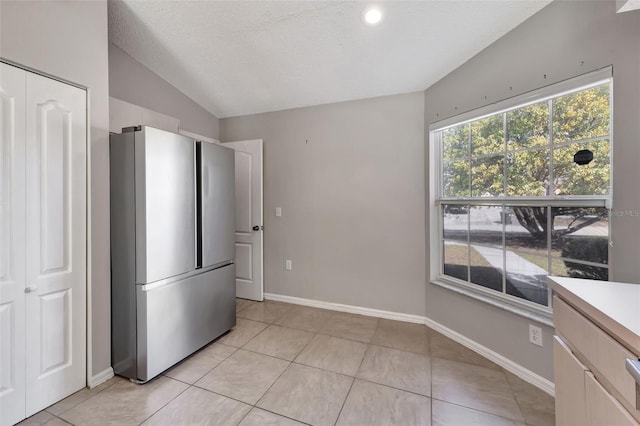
<box><xmin>429</xmin><ymin>276</ymin><xmax>554</xmax><ymax>327</ymax></box>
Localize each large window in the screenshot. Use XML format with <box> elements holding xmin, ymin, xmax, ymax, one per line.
<box><xmin>430</xmin><ymin>70</ymin><xmax>612</xmax><ymax>315</ymax></box>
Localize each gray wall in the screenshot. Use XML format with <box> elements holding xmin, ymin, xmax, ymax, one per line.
<box><xmin>1</xmin><ymin>1</ymin><xmax>112</xmax><ymax>378</ymax></box>
<box><xmin>109</xmin><ymin>43</ymin><xmax>219</xmax><ymax>139</ymax></box>
<box><xmin>424</xmin><ymin>1</ymin><xmax>640</xmax><ymax>381</ymax></box>
<box><xmin>221</xmin><ymin>92</ymin><xmax>427</xmax><ymax>316</ymax></box>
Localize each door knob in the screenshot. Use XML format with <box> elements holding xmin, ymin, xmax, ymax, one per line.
<box><xmin>25</xmin><ymin>285</ymin><xmax>38</xmax><ymax>293</ymax></box>
<box><xmin>252</xmin><ymin>225</ymin><xmax>261</xmax><ymax>231</ymax></box>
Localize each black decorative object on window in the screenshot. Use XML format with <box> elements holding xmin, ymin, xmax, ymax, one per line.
<box><xmin>574</xmin><ymin>149</ymin><xmax>594</xmax><ymax>165</ymax></box>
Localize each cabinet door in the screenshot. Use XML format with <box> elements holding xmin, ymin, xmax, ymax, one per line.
<box><xmin>554</xmin><ymin>336</ymin><xmax>588</xmax><ymax>426</ymax></box>
<box><xmin>0</xmin><ymin>62</ymin><xmax>27</xmax><ymax>426</ymax></box>
<box><xmin>24</xmin><ymin>71</ymin><xmax>87</xmax><ymax>415</ymax></box>
<box><xmin>585</xmin><ymin>372</ymin><xmax>639</xmax><ymax>426</ymax></box>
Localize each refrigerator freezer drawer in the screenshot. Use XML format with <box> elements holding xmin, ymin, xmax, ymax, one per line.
<box><xmin>135</xmin><ymin>264</ymin><xmax>236</xmax><ymax>382</ymax></box>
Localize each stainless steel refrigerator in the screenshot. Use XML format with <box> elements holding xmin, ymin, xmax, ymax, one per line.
<box><xmin>110</xmin><ymin>126</ymin><xmax>236</xmax><ymax>382</ymax></box>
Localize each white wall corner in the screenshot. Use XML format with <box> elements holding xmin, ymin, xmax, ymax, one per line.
<box><xmin>88</xmin><ymin>367</ymin><xmax>115</xmax><ymax>389</ymax></box>
<box><xmin>264</xmin><ymin>292</ymin><xmax>555</xmax><ymax>396</ymax></box>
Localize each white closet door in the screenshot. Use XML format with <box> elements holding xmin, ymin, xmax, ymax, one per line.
<box><xmin>0</xmin><ymin>62</ymin><xmax>27</xmax><ymax>426</ymax></box>
<box><xmin>24</xmin><ymin>71</ymin><xmax>87</xmax><ymax>415</ymax></box>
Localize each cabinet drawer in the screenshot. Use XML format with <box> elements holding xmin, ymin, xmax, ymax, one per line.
<box><xmin>586</xmin><ymin>372</ymin><xmax>639</xmax><ymax>426</ymax></box>
<box><xmin>554</xmin><ymin>295</ymin><xmax>640</xmax><ymax>420</ymax></box>
<box><xmin>554</xmin><ymin>336</ymin><xmax>588</xmax><ymax>426</ymax></box>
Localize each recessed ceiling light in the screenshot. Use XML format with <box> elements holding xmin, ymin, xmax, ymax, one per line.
<box><xmin>363</xmin><ymin>7</ymin><xmax>383</xmax><ymax>26</ymax></box>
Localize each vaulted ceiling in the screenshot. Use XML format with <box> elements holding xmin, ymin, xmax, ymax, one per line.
<box><xmin>109</xmin><ymin>0</ymin><xmax>551</xmax><ymax>118</ymax></box>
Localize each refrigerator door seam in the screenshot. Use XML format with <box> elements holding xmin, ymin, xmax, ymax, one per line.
<box><xmin>138</xmin><ymin>261</ymin><xmax>234</xmax><ymax>292</ymax></box>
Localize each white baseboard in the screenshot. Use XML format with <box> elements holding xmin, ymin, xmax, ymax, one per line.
<box><xmin>88</xmin><ymin>367</ymin><xmax>114</xmax><ymax>389</ymax></box>
<box><xmin>264</xmin><ymin>293</ymin><xmax>425</xmax><ymax>324</ymax></box>
<box><xmin>422</xmin><ymin>317</ymin><xmax>555</xmax><ymax>396</ymax></box>
<box><xmin>264</xmin><ymin>292</ymin><xmax>554</xmax><ymax>397</ymax></box>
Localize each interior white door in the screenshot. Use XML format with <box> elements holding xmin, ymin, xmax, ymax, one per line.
<box><xmin>24</xmin><ymin>71</ymin><xmax>87</xmax><ymax>416</ymax></box>
<box><xmin>0</xmin><ymin>62</ymin><xmax>28</xmax><ymax>426</ymax></box>
<box><xmin>224</xmin><ymin>140</ymin><xmax>263</xmax><ymax>301</ymax></box>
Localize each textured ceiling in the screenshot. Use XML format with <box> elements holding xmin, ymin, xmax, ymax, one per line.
<box><xmin>109</xmin><ymin>0</ymin><xmax>551</xmax><ymax>118</ymax></box>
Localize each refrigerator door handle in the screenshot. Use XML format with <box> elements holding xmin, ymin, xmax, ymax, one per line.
<box><xmin>195</xmin><ymin>142</ymin><xmax>202</xmax><ymax>269</ymax></box>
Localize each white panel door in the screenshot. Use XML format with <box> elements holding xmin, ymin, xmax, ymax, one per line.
<box><xmin>24</xmin><ymin>71</ymin><xmax>87</xmax><ymax>416</ymax></box>
<box><xmin>224</xmin><ymin>140</ymin><xmax>263</xmax><ymax>301</ymax></box>
<box><xmin>0</xmin><ymin>62</ymin><xmax>27</xmax><ymax>426</ymax></box>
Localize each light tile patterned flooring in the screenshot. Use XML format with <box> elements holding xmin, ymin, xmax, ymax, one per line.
<box><xmin>20</xmin><ymin>299</ymin><xmax>555</xmax><ymax>426</ymax></box>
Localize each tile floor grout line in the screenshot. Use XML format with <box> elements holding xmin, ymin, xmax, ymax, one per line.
<box><xmin>190</xmin><ymin>350</ymin><xmax>291</xmax><ymax>406</ymax></box>
<box><xmin>289</xmin><ymin>358</ymin><xmax>359</xmax><ymax>379</ymax></box>
<box><xmin>277</xmin><ymin>314</ymin><xmax>376</xmax><ymax>342</ymax></box>
<box><xmin>251</xmin><ymin>406</ymin><xmax>314</xmax><ymax>425</ymax></box>
<box><xmin>238</xmin><ymin>345</ymin><xmax>299</xmax><ymax>362</ymax></box>
<box><xmin>236</xmin><ymin>323</ymin><xmax>274</xmax><ymax>349</ymax></box>
<box><xmin>236</xmin><ymin>307</ymin><xmax>291</xmax><ymax>324</ymax></box>
<box><xmin>235</xmin><ymin>299</ymin><xmax>258</xmax><ymax>314</ymax></box>
<box><xmin>35</xmin><ymin>410</ymin><xmax>76</xmax><ymax>426</ymax></box>
<box><xmin>286</xmin><ymin>360</ymin><xmax>359</xmax><ymax>381</ymax></box>
<box><xmin>250</xmin><ymin>358</ymin><xmax>295</xmax><ymax>411</ymax></box>
<box><xmin>430</xmin><ymin>395</ymin><xmax>529</xmax><ymax>424</ymax></box>
<box><xmin>363</xmin><ymin>336</ymin><xmax>431</xmax><ymax>356</ymax></box>
<box><xmin>264</xmin><ymin>317</ymin><xmax>436</xmax><ymax>392</ymax></box>
<box><xmin>242</xmin><ymin>309</ymin><xmax>377</xmax><ymax>348</ymax></box>
<box><xmin>430</xmin><ymin>344</ymin><xmax>434</xmax><ymax>423</ymax></box>
<box><xmin>190</xmin><ymin>382</ymin><xmax>262</xmax><ymax>407</ymax></box>
<box><xmin>135</xmin><ymin>378</ymin><xmax>192</xmax><ymax>426</ymax></box>
<box><xmin>502</xmin><ymin>369</ymin><xmax>529</xmax><ymax>424</ymax></box>
<box><xmin>166</xmin><ymin>345</ymin><xmax>239</xmax><ymax>386</ymax></box>
<box><xmin>44</xmin><ymin>376</ymin><xmax>121</xmax><ymax>418</ymax></box>
<box><xmin>232</xmin><ymin>400</ymin><xmax>253</xmax><ymax>425</ymax></box>
<box><xmin>351</xmin><ymin>374</ymin><xmax>432</xmax><ymax>399</ymax></box>
<box><xmin>332</xmin><ymin>375</ymin><xmax>358</xmax><ymax>426</ymax></box>
<box><xmin>52</xmin><ymin>413</ymin><xmax>74</xmax><ymax>426</ymax></box>
<box><xmin>282</xmin><ymin>356</ymin><xmax>435</xmax><ymax>400</ymax></box>
<box><xmin>430</xmin><ymin>395</ymin><xmax>434</xmax><ymax>425</ymax></box>
<box><xmin>430</xmin><ymin>358</ymin><xmax>528</xmax><ymax>422</ymax></box>
<box><xmin>331</xmin><ymin>342</ymin><xmax>372</xmax><ymax>426</ymax></box>
<box><xmin>239</xmin><ymin>334</ymin><xmax>315</xmax><ymax>363</ymax></box>
<box><xmin>306</xmin><ymin>329</ymin><xmax>375</xmax><ymax>345</ymax></box>
<box><xmin>289</xmin><ymin>331</ymin><xmax>318</xmax><ymax>364</ymax></box>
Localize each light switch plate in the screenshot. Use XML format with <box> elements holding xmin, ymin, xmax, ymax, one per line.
<box><xmin>285</xmin><ymin>259</ymin><xmax>292</xmax><ymax>270</ymax></box>
<box><xmin>276</xmin><ymin>207</ymin><xmax>282</xmax><ymax>217</ymax></box>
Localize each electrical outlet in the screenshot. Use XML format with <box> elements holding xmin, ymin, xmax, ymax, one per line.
<box><xmin>285</xmin><ymin>259</ymin><xmax>292</xmax><ymax>271</ymax></box>
<box><xmin>529</xmin><ymin>324</ymin><xmax>543</xmax><ymax>347</ymax></box>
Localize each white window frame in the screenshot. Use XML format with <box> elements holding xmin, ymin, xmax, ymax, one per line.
<box><xmin>428</xmin><ymin>67</ymin><xmax>613</xmax><ymax>325</ymax></box>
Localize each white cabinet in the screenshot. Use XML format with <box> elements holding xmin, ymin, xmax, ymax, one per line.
<box><xmin>585</xmin><ymin>372</ymin><xmax>639</xmax><ymax>426</ymax></box>
<box><xmin>552</xmin><ymin>292</ymin><xmax>640</xmax><ymax>426</ymax></box>
<box><xmin>554</xmin><ymin>336</ymin><xmax>588</xmax><ymax>426</ymax></box>
<box><xmin>0</xmin><ymin>62</ymin><xmax>87</xmax><ymax>425</ymax></box>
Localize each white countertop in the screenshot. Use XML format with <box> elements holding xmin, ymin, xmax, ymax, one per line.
<box><xmin>548</xmin><ymin>276</ymin><xmax>640</xmax><ymax>354</ymax></box>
